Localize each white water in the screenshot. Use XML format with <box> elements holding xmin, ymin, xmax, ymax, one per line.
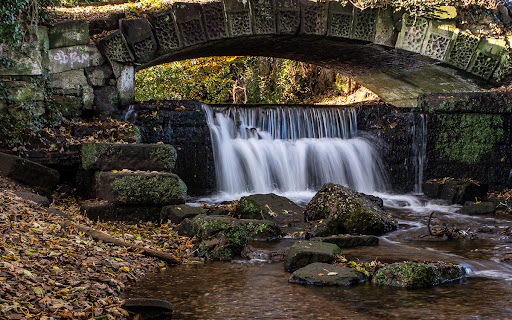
<box><xmin>203</xmin><ymin>105</ymin><xmax>389</xmax><ymax>197</ymax></box>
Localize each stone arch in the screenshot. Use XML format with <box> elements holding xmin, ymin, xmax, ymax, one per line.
<box><xmin>97</xmin><ymin>0</ymin><xmax>511</xmax><ymax>107</ymax></box>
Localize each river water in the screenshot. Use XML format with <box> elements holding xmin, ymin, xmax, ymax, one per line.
<box><xmin>125</xmin><ymin>194</ymin><xmax>512</xmax><ymax>319</ymax></box>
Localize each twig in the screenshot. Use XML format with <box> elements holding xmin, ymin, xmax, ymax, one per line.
<box><xmin>427</xmin><ymin>211</ymin><xmax>435</xmax><ymax>235</ymax></box>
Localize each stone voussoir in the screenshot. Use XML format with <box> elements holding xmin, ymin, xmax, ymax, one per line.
<box><xmin>95</xmin><ymin>171</ymin><xmax>187</xmax><ymax>205</ymax></box>
<box><xmin>82</xmin><ymin>143</ymin><xmax>177</xmax><ymax>171</ymax></box>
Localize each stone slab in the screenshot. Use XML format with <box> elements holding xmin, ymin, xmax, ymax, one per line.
<box><xmin>95</xmin><ymin>171</ymin><xmax>187</xmax><ymax>205</ymax></box>
<box><xmin>82</xmin><ymin>143</ymin><xmax>177</xmax><ymax>171</ymax></box>
<box><xmin>49</xmin><ymin>44</ymin><xmax>104</xmax><ymax>73</ymax></box>
<box><xmin>80</xmin><ymin>200</ymin><xmax>163</xmax><ymax>221</ymax></box>
<box><xmin>49</xmin><ymin>20</ymin><xmax>90</xmax><ymax>49</ymax></box>
<box><xmin>289</xmin><ymin>262</ymin><xmax>366</xmax><ymax>286</ymax></box>
<box><xmin>0</xmin><ymin>153</ymin><xmax>60</xmax><ymax>194</ymax></box>
<box><xmin>284</xmin><ymin>240</ymin><xmax>341</xmax><ymax>272</ymax></box>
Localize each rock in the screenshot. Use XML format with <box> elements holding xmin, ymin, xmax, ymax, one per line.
<box><xmin>49</xmin><ymin>20</ymin><xmax>89</xmax><ymax>48</ymax></box>
<box><xmin>80</xmin><ymin>200</ymin><xmax>163</xmax><ymax>222</ymax></box>
<box><xmin>0</xmin><ymin>27</ymin><xmax>47</xmax><ymax>76</ymax></box>
<box><xmin>422</xmin><ymin>179</ymin><xmax>488</xmax><ymax>204</ymax></box>
<box><xmin>95</xmin><ymin>171</ymin><xmax>187</xmax><ymax>205</ymax></box>
<box><xmin>372</xmin><ymin>261</ymin><xmax>466</xmax><ymax>288</ymax></box>
<box><xmin>304</xmin><ymin>183</ymin><xmax>397</xmax><ymax>236</ymax></box>
<box><xmin>284</xmin><ymin>240</ymin><xmax>341</xmax><ymax>272</ymax></box>
<box><xmin>239</xmin><ymin>219</ymin><xmax>283</xmax><ymax>241</ymax></box>
<box><xmin>13</xmin><ymin>191</ymin><xmax>50</xmax><ymax>207</ymax></box>
<box><xmin>289</xmin><ymin>262</ymin><xmax>366</xmax><ymax>286</ymax></box>
<box><xmin>240</xmin><ymin>245</ymin><xmax>286</xmax><ymax>262</ymax></box>
<box><xmin>190</xmin><ymin>215</ymin><xmax>248</xmax><ymax>260</ymax></box>
<box><xmin>49</xmin><ymin>44</ymin><xmax>104</xmax><ymax>73</ymax></box>
<box><xmin>82</xmin><ymin>143</ymin><xmax>177</xmax><ymax>171</ymax></box>
<box><xmin>0</xmin><ymin>153</ymin><xmax>60</xmax><ymax>195</ymax></box>
<box><xmin>161</xmin><ymin>204</ymin><xmax>205</xmax><ymax>224</ymax></box>
<box><xmin>123</xmin><ymin>298</ymin><xmax>173</xmax><ymax>320</ymax></box>
<box><xmin>460</xmin><ymin>201</ymin><xmax>495</xmax><ymax>215</ymax></box>
<box><xmin>86</xmin><ymin>64</ymin><xmax>114</xmax><ymax>87</ymax></box>
<box><xmin>175</xmin><ymin>218</ymin><xmax>194</xmax><ymax>237</ymax></box>
<box><xmin>236</xmin><ymin>193</ymin><xmax>304</xmax><ymax>225</ymax></box>
<box><xmin>312</xmin><ymin>234</ymin><xmax>379</xmax><ymax>248</ymax></box>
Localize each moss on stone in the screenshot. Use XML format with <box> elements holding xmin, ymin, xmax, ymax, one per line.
<box><xmin>148</xmin><ymin>145</ymin><xmax>176</xmax><ymax>171</ymax></box>
<box><xmin>108</xmin><ymin>173</ymin><xmax>186</xmax><ymax>204</ymax></box>
<box><xmin>435</xmin><ymin>113</ymin><xmax>503</xmax><ymax>164</ymax></box>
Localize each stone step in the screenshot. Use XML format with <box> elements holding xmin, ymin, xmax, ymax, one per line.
<box><xmin>80</xmin><ymin>200</ymin><xmax>164</xmax><ymax>222</ymax></box>
<box><xmin>0</xmin><ymin>152</ymin><xmax>60</xmax><ymax>195</ymax></box>
<box><xmin>82</xmin><ymin>143</ymin><xmax>176</xmax><ymax>171</ymax></box>
<box><xmin>95</xmin><ymin>171</ymin><xmax>186</xmax><ymax>205</ymax></box>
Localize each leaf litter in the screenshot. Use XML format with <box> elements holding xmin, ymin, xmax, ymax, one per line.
<box><xmin>0</xmin><ymin>176</ymin><xmax>197</xmax><ymax>319</ymax></box>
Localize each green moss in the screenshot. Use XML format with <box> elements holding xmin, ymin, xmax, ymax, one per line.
<box><xmin>435</xmin><ymin>113</ymin><xmax>503</xmax><ymax>164</ymax></box>
<box><xmin>109</xmin><ymin>174</ymin><xmax>186</xmax><ymax>204</ymax></box>
<box><xmin>236</xmin><ymin>198</ymin><xmax>261</xmax><ymax>219</ymax></box>
<box><xmin>148</xmin><ymin>145</ymin><xmax>176</xmax><ymax>171</ymax></box>
<box><xmin>374</xmin><ymin>262</ymin><xmax>442</xmax><ymax>288</ymax></box>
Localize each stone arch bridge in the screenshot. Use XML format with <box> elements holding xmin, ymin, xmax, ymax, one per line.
<box><xmin>95</xmin><ymin>0</ymin><xmax>511</xmax><ymax>107</ymax></box>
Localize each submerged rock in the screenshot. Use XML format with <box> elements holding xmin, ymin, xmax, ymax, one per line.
<box><xmin>236</xmin><ymin>193</ymin><xmax>304</xmax><ymax>225</ymax></box>
<box><xmin>372</xmin><ymin>261</ymin><xmax>466</xmax><ymax>288</ymax></box>
<box><xmin>284</xmin><ymin>240</ymin><xmax>341</xmax><ymax>272</ymax></box>
<box><xmin>289</xmin><ymin>262</ymin><xmax>366</xmax><ymax>286</ymax></box>
<box><xmin>304</xmin><ymin>183</ymin><xmax>397</xmax><ymax>236</ymax></box>
<box><xmin>312</xmin><ymin>234</ymin><xmax>379</xmax><ymax>248</ymax></box>
<box><xmin>241</xmin><ymin>245</ymin><xmax>286</xmax><ymax>262</ymax></box>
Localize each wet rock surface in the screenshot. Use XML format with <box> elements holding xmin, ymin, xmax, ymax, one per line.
<box><xmin>289</xmin><ymin>262</ymin><xmax>367</xmax><ymax>286</ymax></box>
<box><xmin>236</xmin><ymin>193</ymin><xmax>304</xmax><ymax>225</ymax></box>
<box><xmin>423</xmin><ymin>179</ymin><xmax>488</xmax><ymax>204</ymax></box>
<box><xmin>284</xmin><ymin>240</ymin><xmax>341</xmax><ymax>272</ymax></box>
<box><xmin>312</xmin><ymin>234</ymin><xmax>379</xmax><ymax>248</ymax></box>
<box><xmin>372</xmin><ymin>261</ymin><xmax>466</xmax><ymax>288</ymax></box>
<box><xmin>304</xmin><ymin>183</ymin><xmax>397</xmax><ymax>236</ymax></box>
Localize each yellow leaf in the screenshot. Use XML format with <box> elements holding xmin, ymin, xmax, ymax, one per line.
<box><xmin>112</xmin><ymin>170</ymin><xmax>118</xmax><ymax>173</ymax></box>
<box><xmin>121</xmin><ymin>267</ymin><xmax>130</xmax><ymax>272</ymax></box>
<box><xmin>317</xmin><ymin>273</ymin><xmax>324</xmax><ymax>276</ymax></box>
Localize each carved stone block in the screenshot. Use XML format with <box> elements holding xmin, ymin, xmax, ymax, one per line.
<box><xmin>99</xmin><ymin>30</ymin><xmax>135</xmax><ymax>64</ymax></box>
<box><xmin>374</xmin><ymin>8</ymin><xmax>397</xmax><ymax>47</ymax></box>
<box><xmin>300</xmin><ymin>0</ymin><xmax>327</xmax><ymax>35</ymax></box>
<box><xmin>120</xmin><ymin>19</ymin><xmax>157</xmax><ymax>63</ymax></box>
<box><xmin>276</xmin><ymin>0</ymin><xmax>300</xmax><ymax>34</ymax></box>
<box><xmin>446</xmin><ymin>31</ymin><xmax>480</xmax><ymax>70</ymax></box>
<box><xmin>351</xmin><ymin>8</ymin><xmax>378</xmax><ymax>41</ymax></box>
<box><xmin>201</xmin><ymin>2</ymin><xmax>227</xmax><ymax>40</ymax></box>
<box><xmin>149</xmin><ymin>11</ymin><xmax>182</xmax><ymax>55</ymax></box>
<box><xmin>174</xmin><ymin>2</ymin><xmax>207</xmax><ymax>46</ymax></box>
<box><xmin>327</xmin><ymin>2</ymin><xmax>353</xmax><ymax>38</ymax></box>
<box><xmin>396</xmin><ymin>15</ymin><xmax>429</xmax><ymax>53</ymax></box>
<box><xmin>250</xmin><ymin>0</ymin><xmax>276</xmax><ymax>34</ymax></box>
<box><xmin>468</xmin><ymin>38</ymin><xmax>506</xmax><ymax>79</ymax></box>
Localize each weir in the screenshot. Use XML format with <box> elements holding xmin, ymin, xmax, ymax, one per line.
<box><xmin>203</xmin><ymin>105</ymin><xmax>389</xmax><ymax>195</ymax></box>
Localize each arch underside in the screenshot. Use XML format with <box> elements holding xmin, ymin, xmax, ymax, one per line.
<box><xmin>98</xmin><ymin>0</ymin><xmax>509</xmax><ymax>108</ymax></box>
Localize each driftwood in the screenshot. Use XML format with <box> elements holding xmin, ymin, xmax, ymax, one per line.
<box><xmin>50</xmin><ymin>208</ymin><xmax>181</xmax><ymax>264</ymax></box>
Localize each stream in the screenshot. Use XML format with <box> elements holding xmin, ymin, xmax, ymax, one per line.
<box><xmin>125</xmin><ymin>194</ymin><xmax>512</xmax><ymax>319</ymax></box>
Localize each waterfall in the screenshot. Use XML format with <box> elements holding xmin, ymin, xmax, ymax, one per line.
<box><xmin>411</xmin><ymin>114</ymin><xmax>427</xmax><ymax>193</ymax></box>
<box><xmin>203</xmin><ymin>105</ymin><xmax>389</xmax><ymax>196</ymax></box>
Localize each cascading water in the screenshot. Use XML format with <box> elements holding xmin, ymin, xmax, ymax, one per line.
<box><xmin>411</xmin><ymin>113</ymin><xmax>427</xmax><ymax>193</ymax></box>
<box><xmin>203</xmin><ymin>105</ymin><xmax>389</xmax><ymax>196</ymax></box>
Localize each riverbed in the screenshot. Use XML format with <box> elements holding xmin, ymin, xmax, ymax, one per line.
<box><xmin>125</xmin><ymin>193</ymin><xmax>512</xmax><ymax>319</ymax></box>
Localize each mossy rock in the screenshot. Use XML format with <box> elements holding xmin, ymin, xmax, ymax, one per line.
<box><xmin>289</xmin><ymin>262</ymin><xmax>367</xmax><ymax>286</ymax></box>
<box><xmin>305</xmin><ymin>183</ymin><xmax>397</xmax><ymax>236</ymax></box>
<box><xmin>95</xmin><ymin>171</ymin><xmax>186</xmax><ymax>205</ymax></box>
<box><xmin>284</xmin><ymin>240</ymin><xmax>341</xmax><ymax>272</ymax></box>
<box><xmin>236</xmin><ymin>193</ymin><xmax>304</xmax><ymax>225</ymax></box>
<box><xmin>240</xmin><ymin>219</ymin><xmax>283</xmax><ymax>241</ymax></box>
<box><xmin>82</xmin><ymin>143</ymin><xmax>176</xmax><ymax>171</ymax></box>
<box><xmin>372</xmin><ymin>261</ymin><xmax>466</xmax><ymax>288</ymax></box>
<box><xmin>191</xmin><ymin>215</ymin><xmax>249</xmax><ymax>260</ymax></box>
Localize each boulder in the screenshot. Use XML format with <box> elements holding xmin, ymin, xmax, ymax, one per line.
<box><xmin>460</xmin><ymin>201</ymin><xmax>495</xmax><ymax>215</ymax></box>
<box><xmin>236</xmin><ymin>193</ymin><xmax>304</xmax><ymax>225</ymax></box>
<box><xmin>289</xmin><ymin>262</ymin><xmax>366</xmax><ymax>286</ymax></box>
<box><xmin>422</xmin><ymin>179</ymin><xmax>488</xmax><ymax>204</ymax></box>
<box><xmin>240</xmin><ymin>219</ymin><xmax>283</xmax><ymax>241</ymax></box>
<box><xmin>284</xmin><ymin>240</ymin><xmax>341</xmax><ymax>272</ymax></box>
<box><xmin>95</xmin><ymin>171</ymin><xmax>186</xmax><ymax>205</ymax></box>
<box><xmin>161</xmin><ymin>204</ymin><xmax>205</xmax><ymax>224</ymax></box>
<box><xmin>372</xmin><ymin>261</ymin><xmax>466</xmax><ymax>288</ymax></box>
<box><xmin>312</xmin><ymin>234</ymin><xmax>379</xmax><ymax>248</ymax></box>
<box><xmin>190</xmin><ymin>215</ymin><xmax>248</xmax><ymax>260</ymax></box>
<box><xmin>80</xmin><ymin>200</ymin><xmax>163</xmax><ymax>222</ymax></box>
<box><xmin>0</xmin><ymin>153</ymin><xmax>60</xmax><ymax>194</ymax></box>
<box><xmin>82</xmin><ymin>143</ymin><xmax>177</xmax><ymax>171</ymax></box>
<box><xmin>304</xmin><ymin>183</ymin><xmax>397</xmax><ymax>236</ymax></box>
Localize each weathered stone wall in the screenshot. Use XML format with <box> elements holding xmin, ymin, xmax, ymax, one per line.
<box><xmin>419</xmin><ymin>92</ymin><xmax>512</xmax><ymax>191</ymax></box>
<box><xmin>0</xmin><ymin>21</ymin><xmax>119</xmax><ymax>121</ymax></box>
